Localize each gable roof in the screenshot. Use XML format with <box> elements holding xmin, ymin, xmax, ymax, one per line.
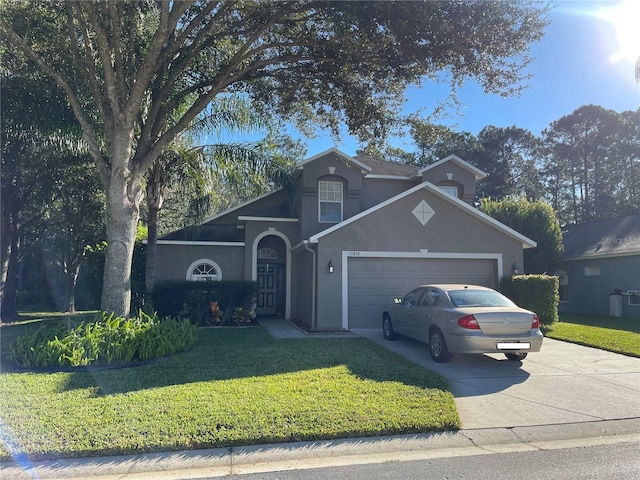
<box><xmin>418</xmin><ymin>154</ymin><xmax>487</xmax><ymax>181</ymax></box>
<box><xmin>353</xmin><ymin>154</ymin><xmax>419</xmax><ymax>178</ymax></box>
<box><xmin>296</xmin><ymin>148</ymin><xmax>486</xmax><ymax>181</ymax></box>
<box><xmin>562</xmin><ymin>213</ymin><xmax>640</xmax><ymax>260</ymax></box>
<box><xmin>199</xmin><ymin>189</ymin><xmax>282</xmax><ymax>224</ymax></box>
<box><xmin>308</xmin><ymin>180</ymin><xmax>536</xmax><ymax>249</ymax></box>
<box><xmin>297</xmin><ymin>147</ymin><xmax>372</xmax><ymax>172</ymax></box>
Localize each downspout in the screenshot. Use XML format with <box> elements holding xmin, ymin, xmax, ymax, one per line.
<box><xmin>303</xmin><ymin>240</ymin><xmax>317</xmax><ymax>331</ymax></box>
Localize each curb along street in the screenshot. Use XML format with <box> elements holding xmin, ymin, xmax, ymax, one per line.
<box><xmin>3</xmin><ymin>419</ymin><xmax>640</xmax><ymax>479</ymax></box>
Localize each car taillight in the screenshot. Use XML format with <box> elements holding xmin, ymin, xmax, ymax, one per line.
<box><xmin>531</xmin><ymin>314</ymin><xmax>540</xmax><ymax>330</ymax></box>
<box><xmin>458</xmin><ymin>315</ymin><xmax>480</xmax><ymax>330</ymax></box>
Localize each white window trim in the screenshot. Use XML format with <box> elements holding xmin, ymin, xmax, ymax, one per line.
<box><xmin>186</xmin><ymin>259</ymin><xmax>222</xmax><ymax>281</ymax></box>
<box><xmin>318</xmin><ymin>180</ymin><xmax>343</xmax><ymax>223</ymax></box>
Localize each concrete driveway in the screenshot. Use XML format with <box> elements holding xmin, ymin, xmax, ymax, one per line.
<box><xmin>352</xmin><ymin>329</ymin><xmax>640</xmax><ymax>430</ymax></box>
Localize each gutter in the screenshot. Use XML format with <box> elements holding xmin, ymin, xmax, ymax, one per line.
<box><xmin>303</xmin><ymin>240</ymin><xmax>317</xmax><ymax>331</ymax></box>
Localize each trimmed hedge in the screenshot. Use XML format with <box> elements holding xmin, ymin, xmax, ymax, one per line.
<box><xmin>500</xmin><ymin>274</ymin><xmax>559</xmax><ymax>325</ymax></box>
<box><xmin>153</xmin><ymin>281</ymin><xmax>259</xmax><ymax>325</ymax></box>
<box><xmin>8</xmin><ymin>311</ymin><xmax>196</xmax><ymax>368</ymax></box>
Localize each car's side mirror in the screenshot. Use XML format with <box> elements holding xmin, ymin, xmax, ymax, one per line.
<box><xmin>394</xmin><ymin>297</ymin><xmax>402</xmax><ymax>304</ymax></box>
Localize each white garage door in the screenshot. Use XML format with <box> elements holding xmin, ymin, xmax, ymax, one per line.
<box><xmin>347</xmin><ymin>257</ymin><xmax>498</xmax><ymax>329</ymax></box>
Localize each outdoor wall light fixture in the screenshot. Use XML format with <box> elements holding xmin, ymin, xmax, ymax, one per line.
<box><xmin>512</xmin><ymin>262</ymin><xmax>519</xmax><ymax>275</ymax></box>
<box><xmin>327</xmin><ymin>259</ymin><xmax>334</xmax><ymax>273</ymax></box>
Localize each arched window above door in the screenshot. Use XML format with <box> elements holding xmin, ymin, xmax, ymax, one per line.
<box><xmin>258</xmin><ymin>247</ymin><xmax>278</xmax><ymax>260</ymax></box>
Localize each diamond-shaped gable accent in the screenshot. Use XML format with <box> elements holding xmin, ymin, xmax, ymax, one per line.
<box><xmin>412</xmin><ymin>200</ymin><xmax>434</xmax><ymax>226</ymax></box>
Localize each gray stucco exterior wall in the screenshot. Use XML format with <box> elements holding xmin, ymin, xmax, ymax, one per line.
<box><xmin>155</xmin><ymin>243</ymin><xmax>245</xmax><ymax>283</ymax></box>
<box><xmin>291</xmin><ymin>247</ymin><xmax>315</xmax><ymax>326</ymax></box>
<box><xmin>559</xmin><ymin>255</ymin><xmax>640</xmax><ymax>317</ymax></box>
<box><xmin>421</xmin><ymin>162</ymin><xmax>477</xmax><ymax>204</ymax></box>
<box><xmin>312</xmin><ymin>187</ymin><xmax>526</xmax><ymax>329</ymax></box>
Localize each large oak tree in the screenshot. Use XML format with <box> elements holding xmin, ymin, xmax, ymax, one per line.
<box><xmin>1</xmin><ymin>1</ymin><xmax>548</xmax><ymax>316</ymax></box>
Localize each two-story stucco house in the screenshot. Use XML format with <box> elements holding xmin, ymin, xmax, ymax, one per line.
<box><xmin>155</xmin><ymin>148</ymin><xmax>536</xmax><ymax>331</ymax></box>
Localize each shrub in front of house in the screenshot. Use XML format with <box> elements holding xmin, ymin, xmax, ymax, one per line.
<box><xmin>8</xmin><ymin>311</ymin><xmax>196</xmax><ymax>368</ymax></box>
<box><xmin>153</xmin><ymin>281</ymin><xmax>259</xmax><ymax>326</ymax></box>
<box><xmin>500</xmin><ymin>274</ymin><xmax>559</xmax><ymax>326</ymax></box>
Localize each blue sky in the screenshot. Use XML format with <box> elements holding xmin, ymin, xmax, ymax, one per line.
<box><xmin>299</xmin><ymin>0</ymin><xmax>640</xmax><ymax>156</ymax></box>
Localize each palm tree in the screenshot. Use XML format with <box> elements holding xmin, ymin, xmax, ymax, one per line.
<box><xmin>144</xmin><ymin>143</ymin><xmax>211</xmax><ymax>309</ymax></box>
<box><xmin>142</xmin><ymin>98</ymin><xmax>304</xmax><ymax>310</ymax></box>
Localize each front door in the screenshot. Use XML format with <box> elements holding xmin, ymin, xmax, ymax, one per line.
<box><xmin>257</xmin><ymin>264</ymin><xmax>284</xmax><ymax>316</ymax></box>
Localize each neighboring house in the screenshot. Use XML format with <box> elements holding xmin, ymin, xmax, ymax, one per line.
<box><xmin>558</xmin><ymin>213</ymin><xmax>640</xmax><ymax>318</ymax></box>
<box><xmin>156</xmin><ymin>148</ymin><xmax>536</xmax><ymax>331</ymax></box>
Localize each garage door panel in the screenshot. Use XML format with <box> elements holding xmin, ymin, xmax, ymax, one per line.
<box><xmin>385</xmin><ymin>277</ymin><xmax>405</xmax><ymax>291</ymax></box>
<box><xmin>348</xmin><ymin>257</ymin><xmax>497</xmax><ymax>329</ymax></box>
<box><xmin>364</xmin><ymin>260</ymin><xmax>385</xmax><ymax>273</ymax></box>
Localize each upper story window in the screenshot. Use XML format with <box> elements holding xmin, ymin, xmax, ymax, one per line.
<box><xmin>439</xmin><ymin>185</ymin><xmax>458</xmax><ymax>198</ymax></box>
<box><xmin>319</xmin><ymin>180</ymin><xmax>343</xmax><ymax>223</ymax></box>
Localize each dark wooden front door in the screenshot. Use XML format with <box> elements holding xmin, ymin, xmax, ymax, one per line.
<box><xmin>257</xmin><ymin>264</ymin><xmax>284</xmax><ymax>316</ymax></box>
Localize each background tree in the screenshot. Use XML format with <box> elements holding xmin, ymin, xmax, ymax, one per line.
<box><xmin>379</xmin><ymin>121</ymin><xmax>542</xmax><ymax>203</ymax></box>
<box><xmin>541</xmin><ymin>105</ymin><xmax>639</xmax><ymax>224</ymax></box>
<box><xmin>42</xmin><ymin>161</ymin><xmax>105</xmax><ymax>313</ymax></box>
<box><xmin>1</xmin><ymin>0</ymin><xmax>549</xmax><ymax>316</ymax></box>
<box><xmin>479</xmin><ymin>198</ymin><xmax>563</xmax><ymax>274</ymax></box>
<box><xmin>0</xmin><ymin>73</ymin><xmax>93</xmax><ymax>321</ymax></box>
<box><xmin>613</xmin><ymin>109</ymin><xmax>640</xmax><ymax>214</ymax></box>
<box><xmin>474</xmin><ymin>126</ymin><xmax>543</xmax><ymax>200</ymax></box>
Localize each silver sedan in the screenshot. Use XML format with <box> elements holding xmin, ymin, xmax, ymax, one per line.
<box><xmin>382</xmin><ymin>284</ymin><xmax>543</xmax><ymax>362</ymax></box>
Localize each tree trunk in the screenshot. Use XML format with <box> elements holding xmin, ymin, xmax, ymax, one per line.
<box><xmin>145</xmin><ymin>206</ymin><xmax>159</xmax><ymax>311</ymax></box>
<box><xmin>0</xmin><ymin>209</ymin><xmax>11</xmax><ymax>325</ymax></box>
<box><xmin>64</xmin><ymin>259</ymin><xmax>82</xmax><ymax>313</ymax></box>
<box><xmin>1</xmin><ymin>190</ymin><xmax>23</xmax><ymax>323</ymax></box>
<box><xmin>1</xmin><ymin>229</ymin><xmax>21</xmax><ymax>322</ymax></box>
<box><xmin>100</xmin><ymin>169</ymin><xmax>142</xmax><ymax>318</ymax></box>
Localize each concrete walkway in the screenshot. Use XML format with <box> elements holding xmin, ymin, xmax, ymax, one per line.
<box><xmin>3</xmin><ymin>321</ymin><xmax>639</xmax><ymax>479</ymax></box>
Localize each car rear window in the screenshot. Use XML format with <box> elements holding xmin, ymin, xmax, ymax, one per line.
<box><xmin>448</xmin><ymin>290</ymin><xmax>516</xmax><ymax>308</ymax></box>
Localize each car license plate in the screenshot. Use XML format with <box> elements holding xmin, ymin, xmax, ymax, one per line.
<box><xmin>497</xmin><ymin>342</ymin><xmax>530</xmax><ymax>350</ymax></box>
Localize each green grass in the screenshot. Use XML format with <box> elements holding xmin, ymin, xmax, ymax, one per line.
<box><xmin>0</xmin><ymin>326</ymin><xmax>459</xmax><ymax>461</ymax></box>
<box><xmin>545</xmin><ymin>314</ymin><xmax>640</xmax><ymax>357</ymax></box>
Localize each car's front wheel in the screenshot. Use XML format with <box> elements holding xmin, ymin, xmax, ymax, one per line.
<box><xmin>429</xmin><ymin>328</ymin><xmax>451</xmax><ymax>363</ymax></box>
<box><xmin>505</xmin><ymin>352</ymin><xmax>527</xmax><ymax>361</ymax></box>
<box><xmin>382</xmin><ymin>314</ymin><xmax>397</xmax><ymax>341</ymax></box>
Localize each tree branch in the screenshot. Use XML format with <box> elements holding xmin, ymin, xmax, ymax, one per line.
<box><xmin>107</xmin><ymin>1</ymin><xmax>127</xmax><ymax>101</ymax></box>
<box><xmin>78</xmin><ymin>2</ymin><xmax>122</xmax><ymax>130</ymax></box>
<box><xmin>0</xmin><ymin>17</ymin><xmax>110</xmax><ymax>185</ymax></box>
<box><xmin>65</xmin><ymin>3</ymin><xmax>106</xmax><ymax>120</ymax></box>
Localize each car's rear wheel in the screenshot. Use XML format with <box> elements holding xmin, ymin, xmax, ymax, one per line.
<box><xmin>505</xmin><ymin>352</ymin><xmax>527</xmax><ymax>361</ymax></box>
<box><xmin>429</xmin><ymin>328</ymin><xmax>451</xmax><ymax>363</ymax></box>
<box><xmin>382</xmin><ymin>314</ymin><xmax>397</xmax><ymax>340</ymax></box>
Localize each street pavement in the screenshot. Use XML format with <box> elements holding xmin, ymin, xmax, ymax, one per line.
<box><xmin>2</xmin><ymin>320</ymin><xmax>639</xmax><ymax>479</ymax></box>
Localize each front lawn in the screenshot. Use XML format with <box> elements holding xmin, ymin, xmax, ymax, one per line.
<box><xmin>544</xmin><ymin>314</ymin><xmax>640</xmax><ymax>357</ymax></box>
<box><xmin>0</xmin><ymin>325</ymin><xmax>459</xmax><ymax>461</ymax></box>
